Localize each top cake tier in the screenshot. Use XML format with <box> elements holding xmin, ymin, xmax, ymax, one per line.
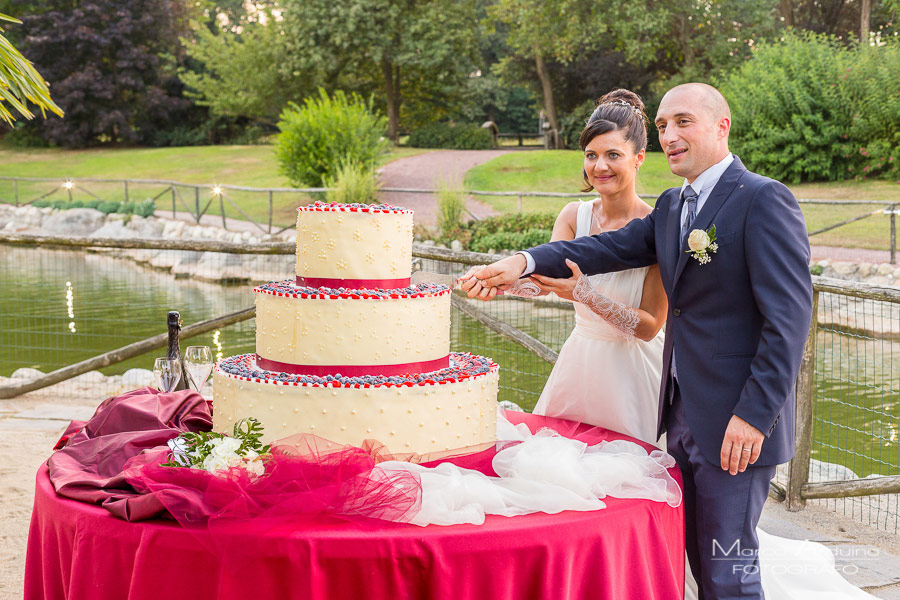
<box><xmin>295</xmin><ymin>202</ymin><xmax>414</xmax><ymax>289</ymax></box>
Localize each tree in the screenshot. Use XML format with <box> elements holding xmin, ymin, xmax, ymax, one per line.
<box><xmin>16</xmin><ymin>0</ymin><xmax>192</xmax><ymax>147</ymax></box>
<box><xmin>0</xmin><ymin>11</ymin><xmax>60</xmax><ymax>124</ymax></box>
<box><xmin>281</xmin><ymin>0</ymin><xmax>480</xmax><ymax>141</ymax></box>
<box><xmin>179</xmin><ymin>10</ymin><xmax>310</xmax><ymax>126</ymax></box>
<box><xmin>491</xmin><ymin>0</ymin><xmax>673</xmax><ymax>148</ymax></box>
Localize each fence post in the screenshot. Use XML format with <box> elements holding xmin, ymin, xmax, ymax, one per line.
<box><xmin>170</xmin><ymin>186</ymin><xmax>176</xmax><ymax>218</ymax></box>
<box><xmin>891</xmin><ymin>203</ymin><xmax>896</xmax><ymax>265</ymax></box>
<box><xmin>194</xmin><ymin>187</ymin><xmax>200</xmax><ymax>223</ymax></box>
<box><xmin>67</xmin><ymin>183</ymin><xmax>73</xmax><ymax>203</ymax></box>
<box><xmin>123</xmin><ymin>181</ymin><xmax>129</xmax><ymax>203</ymax></box>
<box><xmin>13</xmin><ymin>180</ymin><xmax>18</xmax><ymax>206</ymax></box>
<box><xmin>517</xmin><ymin>195</ymin><xmax>523</xmax><ymax>214</ymax></box>
<box><xmin>268</xmin><ymin>191</ymin><xmax>274</xmax><ymax>234</ymax></box>
<box><xmin>787</xmin><ymin>288</ymin><xmax>820</xmax><ymax>511</ymax></box>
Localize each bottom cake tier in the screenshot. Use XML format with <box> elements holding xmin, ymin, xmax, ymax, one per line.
<box><xmin>212</xmin><ymin>352</ymin><xmax>499</xmax><ymax>453</ymax></box>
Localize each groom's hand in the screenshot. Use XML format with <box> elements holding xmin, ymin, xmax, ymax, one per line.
<box><xmin>720</xmin><ymin>415</ymin><xmax>764</xmax><ymax>475</ymax></box>
<box><xmin>459</xmin><ymin>254</ymin><xmax>527</xmax><ymax>300</ymax></box>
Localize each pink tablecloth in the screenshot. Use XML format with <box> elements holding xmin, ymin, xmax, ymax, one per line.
<box><xmin>24</xmin><ymin>412</ymin><xmax>685</xmax><ymax>600</ymax></box>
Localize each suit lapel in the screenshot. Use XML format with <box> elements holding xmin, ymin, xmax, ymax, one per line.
<box><xmin>672</xmin><ymin>157</ymin><xmax>748</xmax><ymax>287</ymax></box>
<box><xmin>664</xmin><ymin>189</ymin><xmax>683</xmax><ymax>287</ymax></box>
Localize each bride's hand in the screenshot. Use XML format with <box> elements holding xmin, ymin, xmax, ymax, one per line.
<box><xmin>530</xmin><ymin>259</ymin><xmax>583</xmax><ymax>301</ymax></box>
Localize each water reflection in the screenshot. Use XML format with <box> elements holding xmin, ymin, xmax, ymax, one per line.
<box><xmin>0</xmin><ymin>247</ymin><xmax>257</xmax><ymax>375</ymax></box>
<box><xmin>65</xmin><ymin>280</ymin><xmax>76</xmax><ymax>333</ymax></box>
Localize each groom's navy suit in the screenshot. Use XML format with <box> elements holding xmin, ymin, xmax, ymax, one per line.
<box><xmin>526</xmin><ymin>156</ymin><xmax>812</xmax><ymax>599</ymax></box>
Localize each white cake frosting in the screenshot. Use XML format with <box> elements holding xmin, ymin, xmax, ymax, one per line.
<box><xmin>213</xmin><ymin>354</ymin><xmax>499</xmax><ymax>452</ymax></box>
<box><xmin>295</xmin><ymin>203</ymin><xmax>413</xmax><ymax>283</ymax></box>
<box><xmin>213</xmin><ymin>201</ymin><xmax>499</xmax><ymax>453</ymax></box>
<box><xmin>254</xmin><ymin>282</ymin><xmax>451</xmax><ymax>370</ymax></box>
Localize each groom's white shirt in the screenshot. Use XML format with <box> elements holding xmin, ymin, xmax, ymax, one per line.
<box><xmin>677</xmin><ymin>153</ymin><xmax>734</xmax><ymax>227</ymax></box>
<box><xmin>519</xmin><ymin>153</ymin><xmax>736</xmax><ymax>276</ymax></box>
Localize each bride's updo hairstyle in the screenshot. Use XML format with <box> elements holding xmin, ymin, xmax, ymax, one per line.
<box><xmin>580</xmin><ymin>89</ymin><xmax>648</xmax><ymax>192</ymax></box>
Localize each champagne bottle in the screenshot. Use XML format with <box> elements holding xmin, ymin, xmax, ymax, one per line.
<box><xmin>166</xmin><ymin>311</ymin><xmax>189</xmax><ymax>391</ymax></box>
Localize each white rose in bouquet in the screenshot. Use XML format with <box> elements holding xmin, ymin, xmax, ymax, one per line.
<box><xmin>215</xmin><ymin>437</ymin><xmax>243</xmax><ymax>457</ymax></box>
<box><xmin>202</xmin><ymin>454</ymin><xmax>230</xmax><ymax>473</ymax></box>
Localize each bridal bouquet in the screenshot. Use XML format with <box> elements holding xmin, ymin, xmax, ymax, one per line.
<box><xmin>162</xmin><ymin>417</ymin><xmax>270</xmax><ymax>476</ymax></box>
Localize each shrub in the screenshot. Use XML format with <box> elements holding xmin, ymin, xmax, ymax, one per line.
<box><xmin>97</xmin><ymin>201</ymin><xmax>122</xmax><ymax>214</ymax></box>
<box><xmin>408</xmin><ymin>123</ymin><xmax>494</xmax><ymax>150</ymax></box>
<box><xmin>134</xmin><ymin>199</ymin><xmax>156</xmax><ymax>217</ymax></box>
<box><xmin>32</xmin><ymin>198</ymin><xmax>155</xmax><ymax>216</ymax></box>
<box><xmin>324</xmin><ymin>160</ymin><xmax>381</xmax><ymax>205</ymax></box>
<box><xmin>720</xmin><ymin>32</ymin><xmax>900</xmax><ymax>182</ymax></box>
<box><xmin>436</xmin><ymin>181</ymin><xmax>468</xmax><ymax>242</ymax></box>
<box><xmin>461</xmin><ymin>212</ymin><xmax>556</xmax><ymax>252</ymax></box>
<box><xmin>468</xmin><ymin>229</ymin><xmax>552</xmax><ymax>253</ymax></box>
<box><xmin>275</xmin><ymin>89</ymin><xmax>389</xmax><ymax>187</ymax></box>
<box><xmin>465</xmin><ymin>212</ymin><xmax>557</xmax><ymax>238</ymax></box>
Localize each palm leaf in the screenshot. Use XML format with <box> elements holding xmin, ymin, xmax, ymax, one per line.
<box><xmin>0</xmin><ymin>12</ymin><xmax>62</xmax><ymax>122</ymax></box>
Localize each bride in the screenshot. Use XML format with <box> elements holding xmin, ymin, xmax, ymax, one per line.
<box><xmin>483</xmin><ymin>89</ymin><xmax>875</xmax><ymax>600</ymax></box>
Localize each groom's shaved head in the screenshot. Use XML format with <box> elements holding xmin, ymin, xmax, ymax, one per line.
<box><xmin>656</xmin><ymin>82</ymin><xmax>732</xmax><ymax>181</ymax></box>
<box><xmin>667</xmin><ymin>83</ymin><xmax>731</xmax><ymax>122</ymax></box>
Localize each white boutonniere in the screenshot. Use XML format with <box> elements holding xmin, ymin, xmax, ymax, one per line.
<box><xmin>685</xmin><ymin>225</ymin><xmax>718</xmax><ymax>265</ymax></box>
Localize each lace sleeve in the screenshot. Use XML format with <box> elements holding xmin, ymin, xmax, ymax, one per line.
<box><xmin>572</xmin><ymin>275</ymin><xmax>640</xmax><ymax>340</ymax></box>
<box><xmin>457</xmin><ymin>266</ymin><xmax>546</xmax><ymax>297</ymax></box>
<box><xmin>504</xmin><ymin>278</ymin><xmax>545</xmax><ymax>297</ymax></box>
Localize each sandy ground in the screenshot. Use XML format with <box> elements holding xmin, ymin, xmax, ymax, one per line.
<box><xmin>0</xmin><ymin>392</ymin><xmax>98</xmax><ymax>600</ymax></box>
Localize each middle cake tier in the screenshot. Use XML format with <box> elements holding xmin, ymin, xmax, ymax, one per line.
<box><xmin>255</xmin><ymin>280</ymin><xmax>451</xmax><ymax>375</ymax></box>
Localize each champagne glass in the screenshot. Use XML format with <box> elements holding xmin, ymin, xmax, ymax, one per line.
<box><xmin>153</xmin><ymin>358</ymin><xmax>182</xmax><ymax>392</ymax></box>
<box><xmin>184</xmin><ymin>346</ymin><xmax>213</xmax><ymax>395</ymax></box>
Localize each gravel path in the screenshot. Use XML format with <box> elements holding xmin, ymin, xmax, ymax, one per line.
<box><xmin>377</xmin><ymin>149</ymin><xmax>508</xmax><ymax>228</ymax></box>
<box><xmin>810</xmin><ymin>244</ymin><xmax>894</xmax><ymax>264</ymax></box>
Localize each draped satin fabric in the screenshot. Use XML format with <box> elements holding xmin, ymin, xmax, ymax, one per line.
<box><xmin>26</xmin><ymin>411</ymin><xmax>686</xmax><ymax>600</ymax></box>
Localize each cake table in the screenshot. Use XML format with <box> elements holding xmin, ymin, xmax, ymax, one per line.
<box><xmin>24</xmin><ymin>412</ymin><xmax>685</xmax><ymax>600</ymax></box>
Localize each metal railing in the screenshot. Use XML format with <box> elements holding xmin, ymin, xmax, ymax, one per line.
<box><xmin>1</xmin><ymin>176</ymin><xmax>896</xmax><ymax>262</ymax></box>
<box><xmin>0</xmin><ymin>234</ymin><xmax>897</xmax><ymax>533</ymax></box>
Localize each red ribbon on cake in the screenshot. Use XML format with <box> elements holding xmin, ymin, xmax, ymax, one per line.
<box><xmin>255</xmin><ymin>354</ymin><xmax>450</xmax><ymax>377</ymax></box>
<box><xmin>296</xmin><ymin>276</ymin><xmax>411</xmax><ymax>290</ymax></box>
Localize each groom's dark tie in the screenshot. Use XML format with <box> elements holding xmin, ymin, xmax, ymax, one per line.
<box><xmin>672</xmin><ymin>185</ymin><xmax>699</xmax><ymax>386</ymax></box>
<box><xmin>680</xmin><ymin>185</ymin><xmax>699</xmax><ymax>249</ymax></box>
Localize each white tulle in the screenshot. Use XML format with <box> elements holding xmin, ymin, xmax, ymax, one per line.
<box><xmin>378</xmin><ymin>412</ymin><xmax>682</xmax><ymax>527</ymax></box>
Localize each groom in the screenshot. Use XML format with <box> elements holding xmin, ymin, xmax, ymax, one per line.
<box><xmin>462</xmin><ymin>83</ymin><xmax>812</xmax><ymax>599</ymax></box>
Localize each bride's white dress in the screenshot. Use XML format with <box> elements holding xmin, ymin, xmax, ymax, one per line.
<box><xmin>533</xmin><ymin>200</ymin><xmax>876</xmax><ymax>600</ymax></box>
<box><xmin>533</xmin><ymin>201</ymin><xmax>664</xmax><ymax>447</ymax></box>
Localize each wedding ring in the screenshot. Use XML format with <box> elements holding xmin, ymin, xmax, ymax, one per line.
<box><xmin>741</xmin><ymin>448</ymin><xmax>752</xmax><ymax>453</ymax></box>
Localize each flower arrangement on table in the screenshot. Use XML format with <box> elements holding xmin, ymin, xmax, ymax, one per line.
<box><xmin>162</xmin><ymin>417</ymin><xmax>270</xmax><ymax>476</ymax></box>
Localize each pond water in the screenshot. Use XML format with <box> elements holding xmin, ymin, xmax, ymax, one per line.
<box><xmin>1</xmin><ymin>246</ymin><xmax>896</xmax><ymax>477</ymax></box>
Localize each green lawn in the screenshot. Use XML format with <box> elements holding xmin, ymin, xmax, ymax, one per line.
<box><xmin>1</xmin><ymin>144</ymin><xmax>896</xmax><ymax>250</ymax></box>
<box><xmin>465</xmin><ymin>150</ymin><xmax>900</xmax><ymax>251</ymax></box>
<box><xmin>0</xmin><ymin>144</ymin><xmax>428</xmax><ymax>228</ymax></box>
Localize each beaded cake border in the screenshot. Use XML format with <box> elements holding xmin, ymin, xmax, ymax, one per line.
<box><xmin>215</xmin><ymin>352</ymin><xmax>499</xmax><ymax>389</ymax></box>
<box><xmin>297</xmin><ymin>201</ymin><xmax>412</xmax><ymax>215</ymax></box>
<box><xmin>254</xmin><ymin>280</ymin><xmax>450</xmax><ymax>300</ymax></box>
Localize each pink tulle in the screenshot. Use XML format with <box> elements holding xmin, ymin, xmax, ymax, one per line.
<box><xmin>123</xmin><ymin>434</ymin><xmax>424</xmax><ymax>531</ymax></box>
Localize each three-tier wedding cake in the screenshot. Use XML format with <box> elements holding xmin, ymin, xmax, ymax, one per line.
<box><xmin>212</xmin><ymin>202</ymin><xmax>499</xmax><ymax>453</ymax></box>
